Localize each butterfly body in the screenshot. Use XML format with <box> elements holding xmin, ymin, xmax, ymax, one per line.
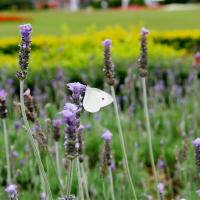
<box><xmin>83</xmin><ymin>86</ymin><xmax>113</xmax><ymax>113</ymax></box>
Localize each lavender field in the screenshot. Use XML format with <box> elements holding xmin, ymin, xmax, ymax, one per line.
<box><xmin>1</xmin><ymin>8</ymin><xmax>200</xmax><ymax>200</ymax></box>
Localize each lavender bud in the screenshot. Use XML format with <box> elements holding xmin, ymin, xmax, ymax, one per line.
<box><xmin>5</xmin><ymin>184</ymin><xmax>18</xmax><ymax>200</ymax></box>
<box><xmin>138</xmin><ymin>27</ymin><xmax>149</xmax><ymax>77</ymax></box>
<box><xmin>24</xmin><ymin>89</ymin><xmax>39</xmax><ymax>122</ymax></box>
<box><xmin>102</xmin><ymin>39</ymin><xmax>115</xmax><ymax>85</ymax></box>
<box><xmin>100</xmin><ymin>130</ymin><xmax>113</xmax><ymax>176</ymax></box>
<box><xmin>77</xmin><ymin>125</ymin><xmax>84</xmax><ymax>162</ymax></box>
<box><xmin>17</xmin><ymin>24</ymin><xmax>32</xmax><ymax>80</ymax></box>
<box><xmin>157</xmin><ymin>182</ymin><xmax>164</xmax><ymax>194</ymax></box>
<box><xmin>196</xmin><ymin>189</ymin><xmax>200</xmax><ymax>197</ymax></box>
<box><xmin>0</xmin><ymin>89</ymin><xmax>8</xmax><ymax>118</ymax></box>
<box><xmin>33</xmin><ymin>125</ymin><xmax>48</xmax><ymax>151</ymax></box>
<box><xmin>41</xmin><ymin>192</ymin><xmax>47</xmax><ymax>200</ymax></box>
<box><xmin>67</xmin><ymin>82</ymin><xmax>86</xmax><ymax>106</ymax></box>
<box><xmin>60</xmin><ymin>103</ymin><xmax>79</xmax><ymax>160</ymax></box>
<box><xmin>193</xmin><ymin>138</ymin><xmax>200</xmax><ymax>170</ymax></box>
<box><xmin>52</xmin><ymin>119</ymin><xmax>62</xmax><ymax>141</ymax></box>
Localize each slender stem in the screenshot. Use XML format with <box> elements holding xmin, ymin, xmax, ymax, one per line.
<box><xmin>2</xmin><ymin>119</ymin><xmax>11</xmax><ymax>184</ymax></box>
<box><xmin>110</xmin><ymin>86</ymin><xmax>138</xmax><ymax>200</ymax></box>
<box><xmin>80</xmin><ymin>163</ymin><xmax>90</xmax><ymax>200</ymax></box>
<box><xmin>141</xmin><ymin>78</ymin><xmax>160</xmax><ymax>200</ymax></box>
<box><xmin>109</xmin><ymin>167</ymin><xmax>115</xmax><ymax>200</ymax></box>
<box><xmin>55</xmin><ymin>142</ymin><xmax>64</xmax><ymax>188</ymax></box>
<box><xmin>76</xmin><ymin>159</ymin><xmax>84</xmax><ymax>200</ymax></box>
<box><xmin>66</xmin><ymin>160</ymin><xmax>74</xmax><ymax>196</ymax></box>
<box><xmin>19</xmin><ymin>80</ymin><xmax>53</xmax><ymax>200</ymax></box>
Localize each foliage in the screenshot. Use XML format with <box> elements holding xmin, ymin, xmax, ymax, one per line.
<box><xmin>0</xmin><ymin>27</ymin><xmax>192</xmax><ymax>87</ymax></box>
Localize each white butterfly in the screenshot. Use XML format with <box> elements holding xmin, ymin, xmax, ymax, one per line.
<box><xmin>83</xmin><ymin>86</ymin><xmax>113</xmax><ymax>113</ymax></box>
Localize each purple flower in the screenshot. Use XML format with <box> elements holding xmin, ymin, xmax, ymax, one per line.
<box><xmin>193</xmin><ymin>138</ymin><xmax>200</xmax><ymax>170</ymax></box>
<box><xmin>14</xmin><ymin>121</ymin><xmax>21</xmax><ymax>131</ymax></box>
<box><xmin>157</xmin><ymin>182</ymin><xmax>164</xmax><ymax>194</ymax></box>
<box><xmin>196</xmin><ymin>189</ymin><xmax>200</xmax><ymax>196</ymax></box>
<box><xmin>141</xmin><ymin>27</ymin><xmax>149</xmax><ymax>36</ymax></box>
<box><xmin>102</xmin><ymin>39</ymin><xmax>112</xmax><ymax>47</ymax></box>
<box><xmin>53</xmin><ymin>119</ymin><xmax>62</xmax><ymax>128</ymax></box>
<box><xmin>41</xmin><ymin>192</ymin><xmax>47</xmax><ymax>200</ymax></box>
<box><xmin>64</xmin><ymin>103</ymin><xmax>78</xmax><ymax>112</ymax></box>
<box><xmin>5</xmin><ymin>184</ymin><xmax>18</xmax><ymax>200</ymax></box>
<box><xmin>19</xmin><ymin>24</ymin><xmax>32</xmax><ymax>36</ymax></box>
<box><xmin>193</xmin><ymin>138</ymin><xmax>200</xmax><ymax>147</ymax></box>
<box><xmin>102</xmin><ymin>130</ymin><xmax>112</xmax><ymax>141</ymax></box>
<box><xmin>17</xmin><ymin>24</ymin><xmax>32</xmax><ymax>80</ymax></box>
<box><xmin>111</xmin><ymin>161</ymin><xmax>116</xmax><ymax>171</ymax></box>
<box><xmin>85</xmin><ymin>123</ymin><xmax>91</xmax><ymax>132</ymax></box>
<box><xmin>138</xmin><ymin>27</ymin><xmax>149</xmax><ymax>77</ymax></box>
<box><xmin>0</xmin><ymin>89</ymin><xmax>7</xmax><ymax>101</ymax></box>
<box><xmin>157</xmin><ymin>159</ymin><xmax>165</xmax><ymax>169</ymax></box>
<box><xmin>154</xmin><ymin>81</ymin><xmax>164</xmax><ymax>94</ymax></box>
<box><xmin>60</xmin><ymin>102</ymin><xmax>80</xmax><ymax>160</ymax></box>
<box><xmin>67</xmin><ymin>82</ymin><xmax>86</xmax><ymax>99</ymax></box>
<box><xmin>102</xmin><ymin>38</ymin><xmax>115</xmax><ymax>85</ymax></box>
<box><xmin>94</xmin><ymin>113</ymin><xmax>100</xmax><ymax>121</ymax></box>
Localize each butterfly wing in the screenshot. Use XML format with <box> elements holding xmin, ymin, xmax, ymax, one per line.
<box><xmin>87</xmin><ymin>87</ymin><xmax>113</xmax><ymax>108</ymax></box>
<box><xmin>83</xmin><ymin>87</ymin><xmax>101</xmax><ymax>113</ymax></box>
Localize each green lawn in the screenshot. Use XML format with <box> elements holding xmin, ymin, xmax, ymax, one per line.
<box><xmin>0</xmin><ymin>8</ymin><xmax>200</xmax><ymax>37</ymax></box>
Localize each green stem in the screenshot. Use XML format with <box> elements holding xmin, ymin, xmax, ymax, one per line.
<box><xmin>66</xmin><ymin>160</ymin><xmax>74</xmax><ymax>196</ymax></box>
<box><xmin>110</xmin><ymin>86</ymin><xmax>138</xmax><ymax>200</ymax></box>
<box><xmin>80</xmin><ymin>163</ymin><xmax>90</xmax><ymax>200</ymax></box>
<box><xmin>55</xmin><ymin>142</ymin><xmax>64</xmax><ymax>190</ymax></box>
<box><xmin>109</xmin><ymin>167</ymin><xmax>115</xmax><ymax>200</ymax></box>
<box><xmin>76</xmin><ymin>159</ymin><xmax>84</xmax><ymax>200</ymax></box>
<box><xmin>2</xmin><ymin>119</ymin><xmax>11</xmax><ymax>184</ymax></box>
<box><xmin>19</xmin><ymin>80</ymin><xmax>53</xmax><ymax>200</ymax></box>
<box><xmin>141</xmin><ymin>78</ymin><xmax>160</xmax><ymax>200</ymax></box>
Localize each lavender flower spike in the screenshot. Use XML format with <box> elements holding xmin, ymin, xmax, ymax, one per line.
<box><xmin>196</xmin><ymin>189</ymin><xmax>200</xmax><ymax>196</ymax></box>
<box><xmin>193</xmin><ymin>138</ymin><xmax>200</xmax><ymax>170</ymax></box>
<box><xmin>138</xmin><ymin>27</ymin><xmax>149</xmax><ymax>77</ymax></box>
<box><xmin>67</xmin><ymin>82</ymin><xmax>86</xmax><ymax>105</ymax></box>
<box><xmin>102</xmin><ymin>130</ymin><xmax>112</xmax><ymax>141</ymax></box>
<box><xmin>141</xmin><ymin>27</ymin><xmax>150</xmax><ymax>36</ymax></box>
<box><xmin>102</xmin><ymin>38</ymin><xmax>115</xmax><ymax>85</ymax></box>
<box><xmin>60</xmin><ymin>103</ymin><xmax>79</xmax><ymax>160</ymax></box>
<box><xmin>0</xmin><ymin>89</ymin><xmax>8</xmax><ymax>101</ymax></box>
<box><xmin>17</xmin><ymin>24</ymin><xmax>32</xmax><ymax>80</ymax></box>
<box><xmin>52</xmin><ymin>119</ymin><xmax>62</xmax><ymax>141</ymax></box>
<box><xmin>100</xmin><ymin>130</ymin><xmax>113</xmax><ymax>176</ymax></box>
<box><xmin>102</xmin><ymin>39</ymin><xmax>112</xmax><ymax>47</ymax></box>
<box><xmin>157</xmin><ymin>182</ymin><xmax>164</xmax><ymax>194</ymax></box>
<box><xmin>5</xmin><ymin>184</ymin><xmax>18</xmax><ymax>200</ymax></box>
<box><xmin>0</xmin><ymin>89</ymin><xmax>8</xmax><ymax>119</ymax></box>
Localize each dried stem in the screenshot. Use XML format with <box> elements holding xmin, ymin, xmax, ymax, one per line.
<box><xmin>20</xmin><ymin>80</ymin><xmax>53</xmax><ymax>200</ymax></box>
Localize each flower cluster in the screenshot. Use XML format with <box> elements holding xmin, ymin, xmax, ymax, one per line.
<box><xmin>67</xmin><ymin>82</ymin><xmax>86</xmax><ymax>162</ymax></box>
<box><xmin>16</xmin><ymin>24</ymin><xmax>32</xmax><ymax>80</ymax></box>
<box><xmin>5</xmin><ymin>184</ymin><xmax>18</xmax><ymax>200</ymax></box>
<box><xmin>67</xmin><ymin>82</ymin><xmax>86</xmax><ymax>108</ymax></box>
<box><xmin>52</xmin><ymin>119</ymin><xmax>62</xmax><ymax>141</ymax></box>
<box><xmin>192</xmin><ymin>138</ymin><xmax>200</xmax><ymax>170</ymax></box>
<box><xmin>102</xmin><ymin>39</ymin><xmax>115</xmax><ymax>86</ymax></box>
<box><xmin>0</xmin><ymin>89</ymin><xmax>8</xmax><ymax>119</ymax></box>
<box><xmin>100</xmin><ymin>130</ymin><xmax>113</xmax><ymax>176</ymax></box>
<box><xmin>138</xmin><ymin>27</ymin><xmax>149</xmax><ymax>77</ymax></box>
<box><xmin>24</xmin><ymin>89</ymin><xmax>39</xmax><ymax>122</ymax></box>
<box><xmin>60</xmin><ymin>103</ymin><xmax>80</xmax><ymax>160</ymax></box>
